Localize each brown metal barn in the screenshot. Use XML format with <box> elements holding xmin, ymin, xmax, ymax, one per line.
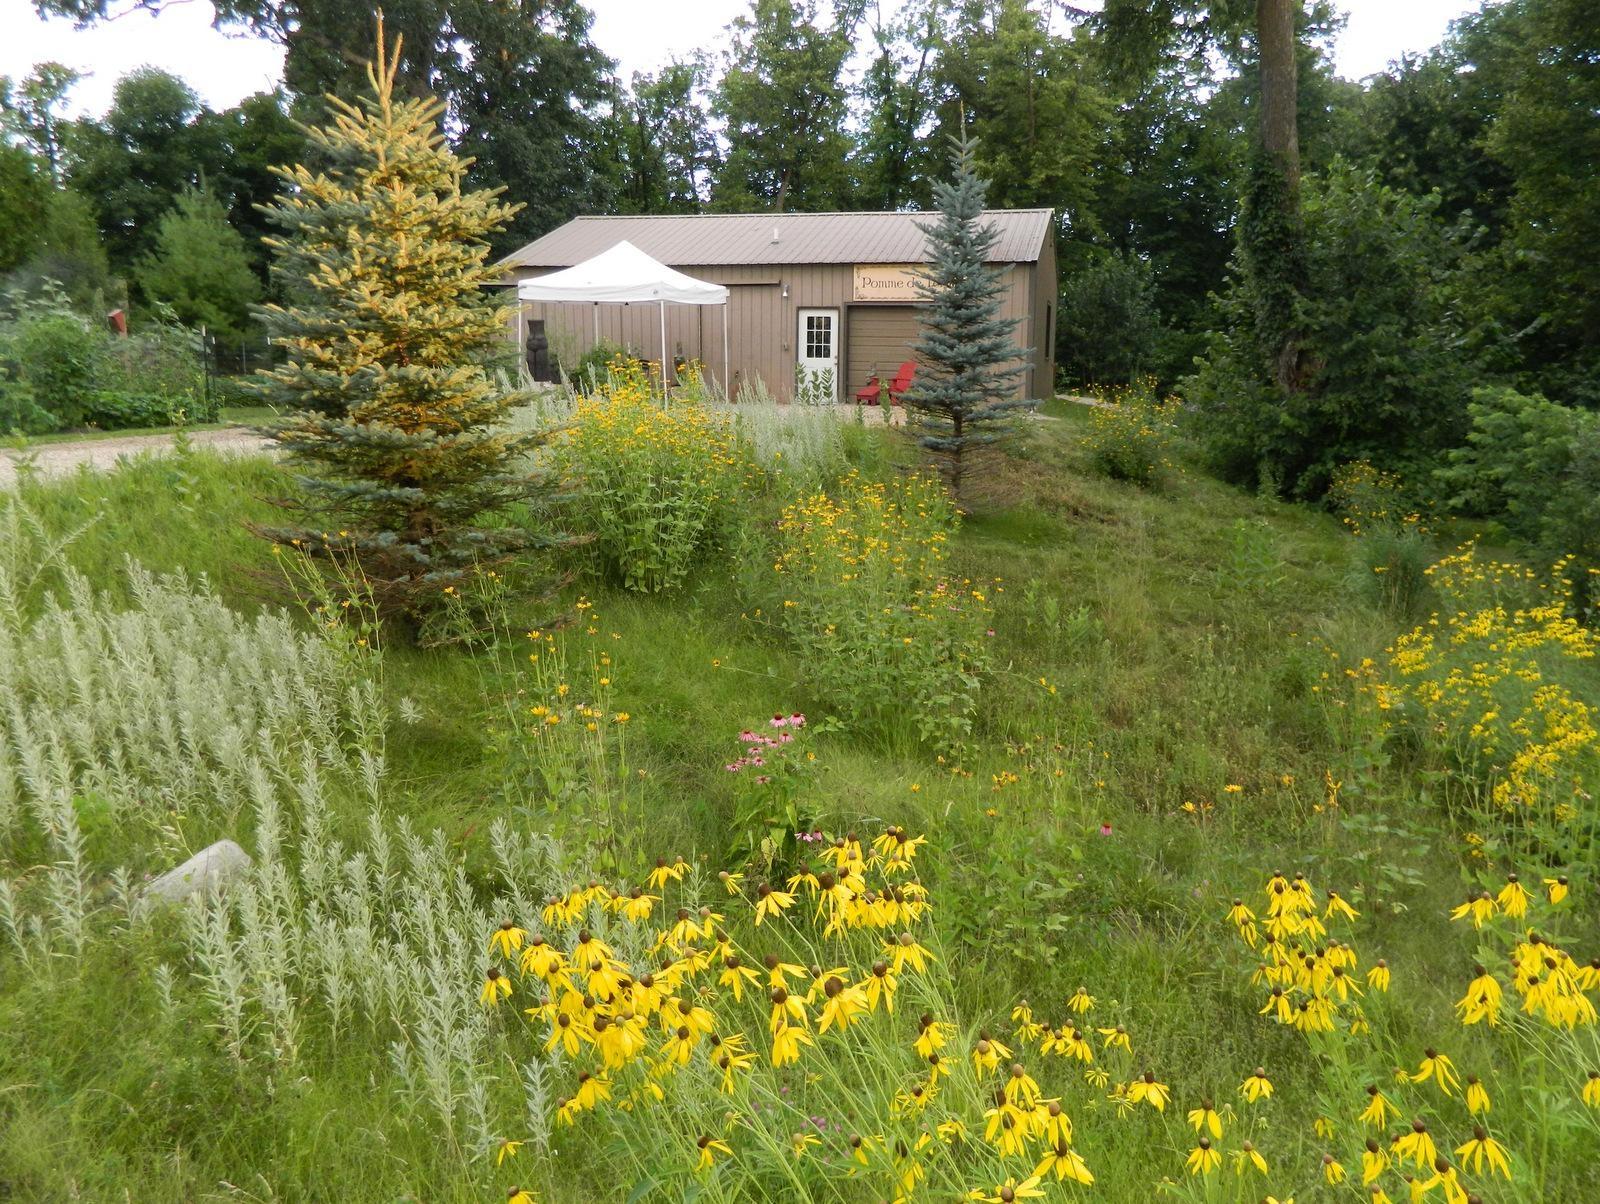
<box><xmin>495</xmin><ymin>210</ymin><xmax>1057</xmax><ymax>403</ymax></box>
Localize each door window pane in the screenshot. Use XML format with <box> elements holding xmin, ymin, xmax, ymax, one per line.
<box><xmin>804</xmin><ymin>314</ymin><xmax>832</xmax><ymax>359</ymax></box>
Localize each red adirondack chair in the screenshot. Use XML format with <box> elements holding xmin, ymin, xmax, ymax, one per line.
<box><xmin>884</xmin><ymin>360</ymin><xmax>916</xmax><ymax>405</ymax></box>
<box><xmin>853</xmin><ymin>373</ymin><xmax>884</xmax><ymax>405</ymax></box>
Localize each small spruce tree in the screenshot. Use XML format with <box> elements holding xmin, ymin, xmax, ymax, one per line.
<box><xmin>253</xmin><ymin>17</ymin><xmax>565</xmax><ymax>625</ymax></box>
<box><xmin>138</xmin><ymin>187</ymin><xmax>260</xmax><ymax>341</ymax></box>
<box><xmin>904</xmin><ymin>133</ymin><xmax>1035</xmax><ymax>503</ymax></box>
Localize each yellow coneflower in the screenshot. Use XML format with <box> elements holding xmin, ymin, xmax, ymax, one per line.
<box><xmin>1367</xmin><ymin>959</ymin><xmax>1391</xmax><ymax>991</ymax></box>
<box><xmin>914</xmin><ymin>1015</ymin><xmax>950</xmax><ymax>1058</ymax></box>
<box><xmin>1360</xmin><ymin>1084</ymin><xmax>1399</xmax><ymax>1127</ymax></box>
<box><xmin>520</xmin><ymin>936</ymin><xmax>563</xmax><ymax>980</ymax></box>
<box><xmin>717</xmin><ymin>869</ymin><xmax>744</xmax><ymax>895</ymax></box>
<box><xmin>1127</xmin><ymin>1071</ymin><xmax>1170</xmax><ymax>1112</ymax></box>
<box><xmin>1454</xmin><ymin>1125</ymin><xmax>1511</xmax><ymax>1178</ymax></box>
<box><xmin>507</xmin><ymin>1188</ymin><xmax>537</xmax><ymax>1204</ymax></box>
<box><xmin>1463</xmin><ymin>1074</ymin><xmax>1491</xmax><ymax>1116</ymax></box>
<box><xmin>1241</xmin><ymin>1067</ymin><xmax>1274</xmax><ymax>1102</ymax></box>
<box><xmin>1035</xmin><ymin>1141</ymin><xmax>1094</xmax><ymax>1184</ymax></box>
<box><xmin>1450</xmin><ymin>891</ymin><xmax>1498</xmax><ymax>928</ymax></box>
<box><xmin>1185</xmin><ymin>1136</ymin><xmax>1221</xmax><ymax>1175</ymax></box>
<box><xmin>695</xmin><ymin>1134</ymin><xmax>732</xmax><ymax>1171</ymax></box>
<box><xmin>1393</xmin><ymin>1119</ymin><xmax>1438</xmax><ymax>1170</ymax></box>
<box><xmin>717</xmin><ymin>954</ymin><xmax>759</xmax><ymax>1001</ymax></box>
<box><xmin>1456</xmin><ymin>965</ymin><xmax>1502</xmax><ymax>1027</ymax></box>
<box><xmin>1411</xmin><ymin>1048</ymin><xmax>1461</xmax><ymax>1096</ymax></box>
<box><xmin>1232</xmin><ymin>1141</ymin><xmax>1269</xmax><ymax>1176</ymax></box>
<box><xmin>1497</xmin><ymin>872</ymin><xmax>1531</xmax><ymax>918</ymax></box>
<box><xmin>1066</xmin><ymin>985</ymin><xmax>1096</xmax><ymax>1014</ymax></box>
<box><xmin>1097</xmin><ymin>1024</ymin><xmax>1132</xmax><ymax>1051</ymax></box>
<box><xmin>770</xmin><ymin>1022</ymin><xmax>812</xmax><ymax>1066</ymax></box>
<box><xmin>975</xmin><ymin>1174</ymin><xmax>1045</xmax><ymax>1202</ymax></box>
<box><xmin>1186</xmin><ymin>1099</ymin><xmax>1222</xmax><ymax>1138</ymax></box>
<box><xmin>646</xmin><ymin>857</ymin><xmax>684</xmax><ymax>890</ymax></box>
<box><xmin>817</xmin><ymin>975</ymin><xmax>867</xmax><ymax>1034</ymax></box>
<box><xmin>1362</xmin><ymin>1137</ymin><xmax>1389</xmax><ymax>1184</ymax></box>
<box><xmin>480</xmin><ymin>968</ymin><xmax>513</xmax><ymax>1007</ymax></box>
<box><xmin>619</xmin><ymin>888</ymin><xmax>658</xmax><ymax>923</ymax></box>
<box><xmin>1544</xmin><ymin>875</ymin><xmax>1569</xmax><ymax>904</ymax></box>
<box><xmin>1581</xmin><ymin>1071</ymin><xmax>1600</xmax><ymax>1109</ymax></box>
<box><xmin>1322</xmin><ymin>1153</ymin><xmax>1346</xmax><ymax>1184</ymax></box>
<box><xmin>489</xmin><ymin>921</ymin><xmax>527</xmax><ymax>958</ymax></box>
<box><xmin>495</xmin><ymin>1138</ymin><xmax>523</xmax><ymax>1166</ymax></box>
<box><xmin>888</xmin><ymin>932</ymin><xmax>933</xmax><ymax>975</ymax></box>
<box><xmin>753</xmin><ymin>883</ymin><xmax>796</xmax><ymax>925</ymax></box>
<box><xmin>1325</xmin><ymin>890</ymin><xmax>1360</xmax><ymax>922</ymax></box>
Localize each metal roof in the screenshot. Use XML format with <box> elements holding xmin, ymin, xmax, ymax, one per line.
<box><xmin>499</xmin><ymin>209</ymin><xmax>1055</xmax><ymax>270</ymax></box>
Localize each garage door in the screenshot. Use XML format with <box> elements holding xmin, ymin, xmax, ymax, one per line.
<box><xmin>846</xmin><ymin>305</ymin><xmax>922</xmax><ymax>399</ymax></box>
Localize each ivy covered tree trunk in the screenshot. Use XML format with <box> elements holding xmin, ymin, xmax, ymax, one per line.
<box><xmin>252</xmin><ymin>17</ymin><xmax>571</xmax><ymax>630</ymax></box>
<box><xmin>903</xmin><ymin>133</ymin><xmax>1035</xmax><ymax>506</ymax></box>
<box><xmin>1243</xmin><ymin>0</ymin><xmax>1312</xmax><ymax>394</ymax></box>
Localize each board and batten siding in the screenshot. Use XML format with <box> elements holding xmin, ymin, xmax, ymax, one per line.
<box><xmin>507</xmin><ymin>250</ymin><xmax>1052</xmax><ymax>402</ymax></box>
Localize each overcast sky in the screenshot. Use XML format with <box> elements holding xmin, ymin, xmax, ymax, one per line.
<box><xmin>2</xmin><ymin>0</ymin><xmax>1484</xmax><ymax>119</ymax></box>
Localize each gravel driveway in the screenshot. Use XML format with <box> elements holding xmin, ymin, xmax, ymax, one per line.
<box><xmin>0</xmin><ymin>428</ymin><xmax>274</xmax><ymax>488</ymax></box>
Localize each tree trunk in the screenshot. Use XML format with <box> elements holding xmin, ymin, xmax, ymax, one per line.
<box><xmin>1256</xmin><ymin>0</ymin><xmax>1308</xmax><ymax>392</ymax></box>
<box><xmin>1257</xmin><ymin>0</ymin><xmax>1300</xmax><ymax>201</ymax></box>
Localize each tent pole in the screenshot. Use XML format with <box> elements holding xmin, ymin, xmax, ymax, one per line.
<box><xmin>593</xmin><ymin>303</ymin><xmax>599</xmax><ymax>346</ymax></box>
<box><xmin>659</xmin><ymin>300</ymin><xmax>669</xmax><ymax>405</ymax></box>
<box><xmin>722</xmin><ymin>304</ymin><xmax>730</xmax><ymax>401</ymax></box>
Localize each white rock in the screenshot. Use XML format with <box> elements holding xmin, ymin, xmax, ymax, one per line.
<box><xmin>141</xmin><ymin>839</ymin><xmax>252</xmax><ymax>911</ymax></box>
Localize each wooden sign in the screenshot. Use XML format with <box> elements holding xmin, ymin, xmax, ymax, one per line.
<box><xmin>853</xmin><ymin>264</ymin><xmax>927</xmax><ymax>302</ymax></box>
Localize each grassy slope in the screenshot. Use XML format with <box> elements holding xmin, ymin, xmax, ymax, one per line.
<box><xmin>0</xmin><ymin>415</ymin><xmax>1586</xmax><ymax>1199</ymax></box>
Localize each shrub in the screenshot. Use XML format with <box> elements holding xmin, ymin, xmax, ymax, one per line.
<box><xmin>1079</xmin><ymin>378</ymin><xmax>1180</xmax><ymax>486</ymax></box>
<box><xmin>1187</xmin><ymin>161</ymin><xmax>1474</xmax><ymax>497</ymax></box>
<box><xmin>766</xmin><ymin>471</ymin><xmax>995</xmax><ymax>749</ymax></box>
<box><xmin>1435</xmin><ymin>387</ymin><xmax>1600</xmax><ymax>614</ymax></box>
<box><xmin>0</xmin><ymin>290</ymin><xmax>210</xmax><ymax>433</ymax></box>
<box><xmin>93</xmin><ymin>317</ymin><xmax>212</xmax><ymax>423</ymax></box>
<box><xmin>1055</xmin><ymin>250</ymin><xmax>1163</xmax><ymax>388</ymax></box>
<box><xmin>556</xmin><ymin>357</ymin><xmax>753</xmax><ymax>593</ymax></box>
<box><xmin>0</xmin><ymin>305</ymin><xmax>96</xmax><ymax>431</ymax></box>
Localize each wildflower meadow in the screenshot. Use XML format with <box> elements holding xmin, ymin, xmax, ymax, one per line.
<box><xmin>2</xmin><ymin>375</ymin><xmax>1597</xmax><ymax>1204</ymax></box>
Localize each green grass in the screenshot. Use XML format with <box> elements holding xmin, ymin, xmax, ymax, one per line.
<box><xmin>1</xmin><ymin>411</ymin><xmax>1595</xmax><ymax>1202</ymax></box>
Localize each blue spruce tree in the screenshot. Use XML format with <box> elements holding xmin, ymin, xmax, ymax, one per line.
<box><xmin>905</xmin><ymin>133</ymin><xmax>1036</xmax><ymax>503</ymax></box>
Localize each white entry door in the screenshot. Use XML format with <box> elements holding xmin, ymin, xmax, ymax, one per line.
<box><xmin>796</xmin><ymin>308</ymin><xmax>839</xmax><ymax>403</ymax></box>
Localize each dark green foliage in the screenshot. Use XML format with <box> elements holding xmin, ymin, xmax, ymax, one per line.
<box><xmin>932</xmin><ymin>0</ymin><xmax>1112</xmax><ymax>232</ymax></box>
<box><xmin>445</xmin><ymin>0</ymin><xmax>618</xmax><ymax>254</ymax></box>
<box><xmin>1189</xmin><ymin>162</ymin><xmax>1473</xmax><ymax>497</ymax></box>
<box><xmin>1436</xmin><ymin>387</ymin><xmax>1600</xmax><ymax>609</ymax></box>
<box><xmin>0</xmin><ymin>145</ymin><xmax>47</xmax><ymax>276</ymax></box>
<box><xmin>904</xmin><ymin>134</ymin><xmax>1036</xmax><ymax>502</ymax></box>
<box><xmin>0</xmin><ymin>290</ymin><xmax>208</xmax><ymax>434</ymax></box>
<box><xmin>137</xmin><ymin>189</ymin><xmax>261</xmax><ymax>340</ymax></box>
<box><xmin>64</xmin><ymin>68</ymin><xmax>221</xmax><ymax>274</ymax></box>
<box><xmin>1484</xmin><ymin>0</ymin><xmax>1600</xmax><ymax>404</ymax></box>
<box><xmin>711</xmin><ymin>0</ymin><xmax>856</xmax><ymax>211</ymax></box>
<box><xmin>1236</xmin><ymin>147</ymin><xmax>1310</xmax><ymax>391</ymax></box>
<box><xmin>12</xmin><ymin>188</ymin><xmax>116</xmax><ymax>309</ymax></box>
<box><xmin>1056</xmin><ymin>252</ymin><xmax>1164</xmax><ymax>387</ymax></box>
<box><xmin>0</xmin><ymin>302</ymin><xmax>96</xmax><ymax>432</ymax></box>
<box><xmin>608</xmin><ymin>60</ymin><xmax>720</xmax><ymax>215</ymax></box>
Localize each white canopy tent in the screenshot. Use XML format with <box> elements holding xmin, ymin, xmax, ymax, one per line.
<box><xmin>516</xmin><ymin>240</ymin><xmax>730</xmax><ymax>398</ymax></box>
